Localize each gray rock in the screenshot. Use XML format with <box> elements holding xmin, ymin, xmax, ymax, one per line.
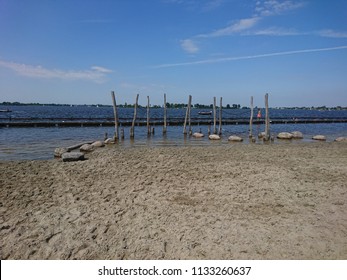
<box><xmin>62</xmin><ymin>152</ymin><xmax>85</xmax><ymax>162</ymax></box>
<box><xmin>54</xmin><ymin>147</ymin><xmax>68</xmax><ymax>158</ymax></box>
<box><xmin>334</xmin><ymin>137</ymin><xmax>347</xmax><ymax>142</ymax></box>
<box><xmin>193</xmin><ymin>132</ymin><xmax>204</xmax><ymax>138</ymax></box>
<box><xmin>91</xmin><ymin>141</ymin><xmax>105</xmax><ymax>147</ymax></box>
<box><xmin>258</xmin><ymin>132</ymin><xmax>266</xmax><ymax>139</ymax></box>
<box><xmin>228</xmin><ymin>135</ymin><xmax>243</xmax><ymax>142</ymax></box>
<box><xmin>80</xmin><ymin>144</ymin><xmax>94</xmax><ymax>152</ymax></box>
<box><xmin>277</xmin><ymin>132</ymin><xmax>293</xmax><ymax>139</ymax></box>
<box><xmin>104</xmin><ymin>138</ymin><xmax>114</xmax><ymax>144</ymax></box>
<box><xmin>209</xmin><ymin>134</ymin><xmax>221</xmax><ymax>140</ymax></box>
<box><xmin>291</xmin><ymin>131</ymin><xmax>303</xmax><ymax>139</ymax></box>
<box><xmin>312</xmin><ymin>135</ymin><xmax>326</xmax><ymax>141</ymax></box>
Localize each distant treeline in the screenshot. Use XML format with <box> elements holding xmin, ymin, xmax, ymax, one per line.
<box><xmin>0</xmin><ymin>102</ymin><xmax>112</xmax><ymax>108</ymax></box>
<box><xmin>1</xmin><ymin>101</ymin><xmax>346</xmax><ymax>110</ymax></box>
<box><xmin>0</xmin><ymin>101</ymin><xmax>245</xmax><ymax>109</ymax></box>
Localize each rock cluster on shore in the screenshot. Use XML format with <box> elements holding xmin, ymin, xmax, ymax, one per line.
<box><xmin>54</xmin><ymin>132</ymin><xmax>347</xmax><ymax>162</ymax></box>
<box><xmin>55</xmin><ymin>140</ymin><xmax>107</xmax><ymax>161</ymax></box>
<box><xmin>277</xmin><ymin>131</ymin><xmax>304</xmax><ymax>139</ymax></box>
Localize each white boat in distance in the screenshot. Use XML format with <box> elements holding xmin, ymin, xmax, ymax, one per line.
<box><xmin>198</xmin><ymin>111</ymin><xmax>212</xmax><ymax>115</ymax></box>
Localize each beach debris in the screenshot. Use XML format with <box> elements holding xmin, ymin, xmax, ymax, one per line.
<box><xmin>228</xmin><ymin>135</ymin><xmax>243</xmax><ymax>142</ymax></box>
<box><xmin>54</xmin><ymin>147</ymin><xmax>68</xmax><ymax>158</ymax></box>
<box><xmin>312</xmin><ymin>135</ymin><xmax>326</xmax><ymax>141</ymax></box>
<box><xmin>291</xmin><ymin>131</ymin><xmax>304</xmax><ymax>139</ymax></box>
<box><xmin>209</xmin><ymin>134</ymin><xmax>221</xmax><ymax>140</ymax></box>
<box><xmin>334</xmin><ymin>137</ymin><xmax>347</xmax><ymax>142</ymax></box>
<box><xmin>62</xmin><ymin>152</ymin><xmax>85</xmax><ymax>162</ymax></box>
<box><xmin>277</xmin><ymin>132</ymin><xmax>293</xmax><ymax>139</ymax></box>
<box><xmin>192</xmin><ymin>132</ymin><xmax>204</xmax><ymax>138</ymax></box>
<box><xmin>80</xmin><ymin>144</ymin><xmax>94</xmax><ymax>152</ymax></box>
<box><xmin>91</xmin><ymin>140</ymin><xmax>105</xmax><ymax>148</ymax></box>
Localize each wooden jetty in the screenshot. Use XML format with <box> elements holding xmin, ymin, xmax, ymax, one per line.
<box><xmin>1</xmin><ymin>118</ymin><xmax>346</xmax><ymax>128</ymax></box>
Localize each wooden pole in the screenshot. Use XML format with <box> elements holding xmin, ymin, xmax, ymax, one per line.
<box><xmin>111</xmin><ymin>91</ymin><xmax>119</xmax><ymax>140</ymax></box>
<box><xmin>130</xmin><ymin>94</ymin><xmax>139</xmax><ymax>138</ymax></box>
<box><xmin>249</xmin><ymin>96</ymin><xmax>254</xmax><ymax>137</ymax></box>
<box><xmin>218</xmin><ymin>97</ymin><xmax>222</xmax><ymax>135</ymax></box>
<box><xmin>147</xmin><ymin>96</ymin><xmax>151</xmax><ymax>135</ymax></box>
<box><xmin>264</xmin><ymin>93</ymin><xmax>270</xmax><ymax>141</ymax></box>
<box><xmin>213</xmin><ymin>97</ymin><xmax>217</xmax><ymax>134</ymax></box>
<box><xmin>183</xmin><ymin>95</ymin><xmax>190</xmax><ymax>134</ymax></box>
<box><xmin>163</xmin><ymin>93</ymin><xmax>167</xmax><ymax>134</ymax></box>
<box><xmin>188</xmin><ymin>95</ymin><xmax>192</xmax><ymax>135</ymax></box>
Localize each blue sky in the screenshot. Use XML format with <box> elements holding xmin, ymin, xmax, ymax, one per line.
<box><xmin>0</xmin><ymin>0</ymin><xmax>347</xmax><ymax>107</ymax></box>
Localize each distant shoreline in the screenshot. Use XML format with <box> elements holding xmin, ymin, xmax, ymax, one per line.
<box><xmin>1</xmin><ymin>101</ymin><xmax>346</xmax><ymax>111</ymax></box>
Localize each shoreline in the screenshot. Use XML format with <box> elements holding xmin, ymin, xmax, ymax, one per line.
<box><xmin>1</xmin><ymin>142</ymin><xmax>347</xmax><ymax>259</ymax></box>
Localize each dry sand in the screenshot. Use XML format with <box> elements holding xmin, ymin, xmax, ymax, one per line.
<box><xmin>1</xmin><ymin>142</ymin><xmax>347</xmax><ymax>259</ymax></box>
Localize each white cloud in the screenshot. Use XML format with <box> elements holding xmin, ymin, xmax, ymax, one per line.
<box><xmin>318</xmin><ymin>29</ymin><xmax>347</xmax><ymax>38</ymax></box>
<box><xmin>180</xmin><ymin>39</ymin><xmax>199</xmax><ymax>53</ymax></box>
<box><xmin>247</xmin><ymin>27</ymin><xmax>302</xmax><ymax>36</ymax></box>
<box><xmin>255</xmin><ymin>0</ymin><xmax>305</xmax><ymax>17</ymax></box>
<box><xmin>90</xmin><ymin>66</ymin><xmax>113</xmax><ymax>73</ymax></box>
<box><xmin>154</xmin><ymin>45</ymin><xmax>347</xmax><ymax>68</ymax></box>
<box><xmin>179</xmin><ymin>0</ymin><xmax>307</xmax><ymax>54</ymax></box>
<box><xmin>0</xmin><ymin>60</ymin><xmax>112</xmax><ymax>82</ymax></box>
<box><xmin>198</xmin><ymin>17</ymin><xmax>260</xmax><ymax>38</ymax></box>
<box><xmin>181</xmin><ymin>17</ymin><xmax>259</xmax><ymax>53</ymax></box>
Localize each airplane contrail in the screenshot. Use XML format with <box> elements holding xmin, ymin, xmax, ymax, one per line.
<box><xmin>152</xmin><ymin>45</ymin><xmax>347</xmax><ymax>68</ymax></box>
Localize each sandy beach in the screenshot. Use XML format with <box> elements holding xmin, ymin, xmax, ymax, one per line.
<box><xmin>1</xmin><ymin>142</ymin><xmax>347</xmax><ymax>260</ymax></box>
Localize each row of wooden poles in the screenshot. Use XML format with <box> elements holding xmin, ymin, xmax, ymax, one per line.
<box><xmin>111</xmin><ymin>91</ymin><xmax>271</xmax><ymax>141</ymax></box>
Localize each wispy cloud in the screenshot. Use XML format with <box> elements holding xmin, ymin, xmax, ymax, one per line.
<box><xmin>255</xmin><ymin>0</ymin><xmax>305</xmax><ymax>16</ymax></box>
<box><xmin>153</xmin><ymin>45</ymin><xmax>347</xmax><ymax>68</ymax></box>
<box><xmin>0</xmin><ymin>60</ymin><xmax>112</xmax><ymax>83</ymax></box>
<box><xmin>317</xmin><ymin>29</ymin><xmax>347</xmax><ymax>38</ymax></box>
<box><xmin>246</xmin><ymin>27</ymin><xmax>303</xmax><ymax>36</ymax></box>
<box><xmin>180</xmin><ymin>0</ymin><xmax>306</xmax><ymax>53</ymax></box>
<box><xmin>197</xmin><ymin>17</ymin><xmax>260</xmax><ymax>38</ymax></box>
<box><xmin>180</xmin><ymin>39</ymin><xmax>199</xmax><ymax>54</ymax></box>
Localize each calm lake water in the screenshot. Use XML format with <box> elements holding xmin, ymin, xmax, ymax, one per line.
<box><xmin>1</xmin><ymin>106</ymin><xmax>347</xmax><ymax>160</ymax></box>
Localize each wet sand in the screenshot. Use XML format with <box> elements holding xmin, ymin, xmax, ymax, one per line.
<box><xmin>1</xmin><ymin>142</ymin><xmax>347</xmax><ymax>259</ymax></box>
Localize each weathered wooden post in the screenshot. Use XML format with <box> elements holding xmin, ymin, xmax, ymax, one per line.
<box><xmin>249</xmin><ymin>96</ymin><xmax>254</xmax><ymax>137</ymax></box>
<box><xmin>183</xmin><ymin>95</ymin><xmax>190</xmax><ymax>134</ymax></box>
<box><xmin>147</xmin><ymin>96</ymin><xmax>151</xmax><ymax>135</ymax></box>
<box><xmin>218</xmin><ymin>97</ymin><xmax>222</xmax><ymax>135</ymax></box>
<box><xmin>130</xmin><ymin>94</ymin><xmax>139</xmax><ymax>138</ymax></box>
<box><xmin>264</xmin><ymin>93</ymin><xmax>270</xmax><ymax>141</ymax></box>
<box><xmin>111</xmin><ymin>91</ymin><xmax>119</xmax><ymax>140</ymax></box>
<box><xmin>188</xmin><ymin>95</ymin><xmax>192</xmax><ymax>135</ymax></box>
<box><xmin>163</xmin><ymin>93</ymin><xmax>167</xmax><ymax>134</ymax></box>
<box><xmin>213</xmin><ymin>97</ymin><xmax>217</xmax><ymax>134</ymax></box>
